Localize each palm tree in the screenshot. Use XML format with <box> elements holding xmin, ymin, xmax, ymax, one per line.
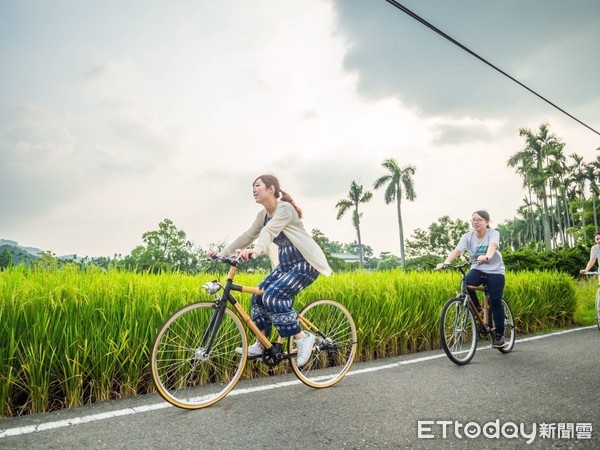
<box><xmin>373</xmin><ymin>159</ymin><xmax>416</xmax><ymax>269</ymax></box>
<box><xmin>584</xmin><ymin>159</ymin><xmax>600</xmax><ymax>231</ymax></box>
<box><xmin>569</xmin><ymin>153</ymin><xmax>587</xmax><ymax>240</ymax></box>
<box><xmin>335</xmin><ymin>181</ymin><xmax>373</xmax><ymax>268</ymax></box>
<box><xmin>508</xmin><ymin>123</ymin><xmax>561</xmax><ymax>249</ymax></box>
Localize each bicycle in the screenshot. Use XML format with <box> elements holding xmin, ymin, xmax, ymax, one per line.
<box><xmin>581</xmin><ymin>271</ymin><xmax>600</xmax><ymax>331</ymax></box>
<box><xmin>436</xmin><ymin>261</ymin><xmax>515</xmax><ymax>365</ymax></box>
<box><xmin>150</xmin><ymin>254</ymin><xmax>357</xmax><ymax>409</ymax></box>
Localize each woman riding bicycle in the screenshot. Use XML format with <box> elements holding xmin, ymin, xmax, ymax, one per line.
<box><xmin>208</xmin><ymin>174</ymin><xmax>332</xmax><ymax>366</ymax></box>
<box><xmin>436</xmin><ymin>209</ymin><xmax>507</xmax><ymax>349</ymax></box>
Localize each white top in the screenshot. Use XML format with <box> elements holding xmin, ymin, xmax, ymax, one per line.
<box><xmin>590</xmin><ymin>244</ymin><xmax>600</xmax><ymax>263</ymax></box>
<box><xmin>222</xmin><ymin>201</ymin><xmax>332</xmax><ymax>276</ymax></box>
<box><xmin>455</xmin><ymin>228</ymin><xmax>505</xmax><ymax>274</ymax></box>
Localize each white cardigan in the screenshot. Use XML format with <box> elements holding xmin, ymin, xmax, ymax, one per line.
<box><xmin>222</xmin><ymin>201</ymin><xmax>332</xmax><ymax>276</ymax></box>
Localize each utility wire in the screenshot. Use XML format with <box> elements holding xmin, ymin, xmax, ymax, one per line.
<box><xmin>384</xmin><ymin>0</ymin><xmax>600</xmax><ymax>137</ymax></box>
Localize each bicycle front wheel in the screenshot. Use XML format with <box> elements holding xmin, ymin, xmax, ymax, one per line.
<box><xmin>498</xmin><ymin>298</ymin><xmax>516</xmax><ymax>353</ymax></box>
<box><xmin>596</xmin><ymin>288</ymin><xmax>600</xmax><ymax>331</ymax></box>
<box><xmin>151</xmin><ymin>302</ymin><xmax>247</xmax><ymax>409</ymax></box>
<box><xmin>440</xmin><ymin>297</ymin><xmax>477</xmax><ymax>365</ymax></box>
<box><xmin>290</xmin><ymin>299</ymin><xmax>357</xmax><ymax>388</ymax></box>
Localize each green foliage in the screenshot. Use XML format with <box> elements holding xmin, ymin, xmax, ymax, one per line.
<box><xmin>0</xmin><ymin>245</ymin><xmax>36</xmax><ymax>267</ymax></box>
<box><xmin>573</xmin><ymin>278</ymin><xmax>599</xmax><ymax>325</ymax></box>
<box><xmin>32</xmin><ymin>251</ymin><xmax>60</xmax><ymax>271</ymax></box>
<box><xmin>404</xmin><ymin>254</ymin><xmax>440</xmax><ymax>271</ymax></box>
<box><xmin>119</xmin><ymin>219</ymin><xmax>201</xmax><ymax>273</ymax></box>
<box><xmin>503</xmin><ymin>245</ymin><xmax>588</xmax><ymax>275</ymax></box>
<box><xmin>405</xmin><ymin>216</ymin><xmax>469</xmax><ymax>258</ymax></box>
<box><xmin>376</xmin><ymin>255</ymin><xmax>401</xmax><ymax>271</ymax></box>
<box><xmin>0</xmin><ymin>265</ymin><xmax>583</xmax><ymax>417</ymax></box>
<box><xmin>0</xmin><ymin>249</ymin><xmax>14</xmax><ymax>269</ymax></box>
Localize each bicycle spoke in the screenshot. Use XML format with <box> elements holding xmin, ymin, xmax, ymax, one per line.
<box><xmin>151</xmin><ymin>302</ymin><xmax>247</xmax><ymax>409</ymax></box>
<box><xmin>440</xmin><ymin>298</ymin><xmax>477</xmax><ymax>365</ymax></box>
<box><xmin>291</xmin><ymin>299</ymin><xmax>357</xmax><ymax>388</ymax></box>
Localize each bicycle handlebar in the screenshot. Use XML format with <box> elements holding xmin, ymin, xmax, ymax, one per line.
<box><xmin>435</xmin><ymin>260</ymin><xmax>480</xmax><ymax>271</ymax></box>
<box><xmin>209</xmin><ymin>254</ymin><xmax>240</xmax><ymax>267</ymax></box>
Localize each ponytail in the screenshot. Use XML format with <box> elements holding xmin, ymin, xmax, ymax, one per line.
<box><xmin>280</xmin><ymin>190</ymin><xmax>303</xmax><ymax>219</ymax></box>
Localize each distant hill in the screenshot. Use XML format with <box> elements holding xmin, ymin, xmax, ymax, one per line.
<box><xmin>0</xmin><ymin>244</ymin><xmax>39</xmax><ymax>265</ymax></box>
<box><xmin>0</xmin><ymin>239</ymin><xmax>82</xmax><ymax>265</ymax></box>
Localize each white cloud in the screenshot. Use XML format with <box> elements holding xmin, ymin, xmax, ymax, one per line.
<box><xmin>1</xmin><ymin>0</ymin><xmax>598</xmax><ymax>258</ymax></box>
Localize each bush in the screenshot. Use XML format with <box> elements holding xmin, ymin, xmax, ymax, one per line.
<box><xmin>503</xmin><ymin>245</ymin><xmax>588</xmax><ymax>276</ymax></box>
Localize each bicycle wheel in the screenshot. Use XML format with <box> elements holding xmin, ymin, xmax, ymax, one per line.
<box><xmin>290</xmin><ymin>299</ymin><xmax>357</xmax><ymax>388</ymax></box>
<box><xmin>151</xmin><ymin>302</ymin><xmax>247</xmax><ymax>409</ymax></box>
<box><xmin>498</xmin><ymin>298</ymin><xmax>516</xmax><ymax>353</ymax></box>
<box><xmin>595</xmin><ymin>288</ymin><xmax>600</xmax><ymax>331</ymax></box>
<box><xmin>440</xmin><ymin>297</ymin><xmax>477</xmax><ymax>365</ymax></box>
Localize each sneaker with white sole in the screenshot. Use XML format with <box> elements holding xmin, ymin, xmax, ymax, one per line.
<box><xmin>492</xmin><ymin>333</ymin><xmax>507</xmax><ymax>349</ymax></box>
<box><xmin>295</xmin><ymin>331</ymin><xmax>316</xmax><ymax>366</ymax></box>
<box><xmin>235</xmin><ymin>341</ymin><xmax>263</xmax><ymax>357</ymax></box>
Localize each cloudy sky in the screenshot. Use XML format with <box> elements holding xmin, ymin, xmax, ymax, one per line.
<box><xmin>1</xmin><ymin>0</ymin><xmax>599</xmax><ymax>258</ymax></box>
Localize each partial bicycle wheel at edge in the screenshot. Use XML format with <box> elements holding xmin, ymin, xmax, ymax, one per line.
<box><xmin>498</xmin><ymin>298</ymin><xmax>516</xmax><ymax>353</ymax></box>
<box><xmin>440</xmin><ymin>297</ymin><xmax>477</xmax><ymax>365</ymax></box>
<box><xmin>151</xmin><ymin>302</ymin><xmax>247</xmax><ymax>409</ymax></box>
<box><xmin>290</xmin><ymin>299</ymin><xmax>357</xmax><ymax>388</ymax></box>
<box><xmin>595</xmin><ymin>289</ymin><xmax>600</xmax><ymax>331</ymax></box>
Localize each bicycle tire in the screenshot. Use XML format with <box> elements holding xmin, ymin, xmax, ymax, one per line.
<box><xmin>498</xmin><ymin>298</ymin><xmax>516</xmax><ymax>353</ymax></box>
<box><xmin>290</xmin><ymin>299</ymin><xmax>357</xmax><ymax>388</ymax></box>
<box><xmin>596</xmin><ymin>288</ymin><xmax>600</xmax><ymax>331</ymax></box>
<box><xmin>151</xmin><ymin>302</ymin><xmax>247</xmax><ymax>409</ymax></box>
<box><xmin>440</xmin><ymin>297</ymin><xmax>477</xmax><ymax>365</ymax></box>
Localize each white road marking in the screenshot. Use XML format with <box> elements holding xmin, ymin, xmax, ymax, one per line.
<box><xmin>0</xmin><ymin>326</ymin><xmax>594</xmax><ymax>439</ymax></box>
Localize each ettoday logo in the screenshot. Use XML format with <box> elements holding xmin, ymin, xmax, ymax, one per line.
<box><xmin>417</xmin><ymin>420</ymin><xmax>593</xmax><ymax>444</ymax></box>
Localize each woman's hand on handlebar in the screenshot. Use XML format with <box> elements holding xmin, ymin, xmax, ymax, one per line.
<box><xmin>237</xmin><ymin>248</ymin><xmax>256</xmax><ymax>262</ymax></box>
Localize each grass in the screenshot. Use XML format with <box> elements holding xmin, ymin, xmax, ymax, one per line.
<box><xmin>573</xmin><ymin>277</ymin><xmax>599</xmax><ymax>326</ymax></box>
<box><xmin>0</xmin><ymin>264</ymin><xmax>589</xmax><ymax>418</ymax></box>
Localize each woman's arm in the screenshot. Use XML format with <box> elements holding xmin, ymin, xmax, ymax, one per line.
<box><xmin>435</xmin><ymin>248</ymin><xmax>462</xmax><ymax>269</ymax></box>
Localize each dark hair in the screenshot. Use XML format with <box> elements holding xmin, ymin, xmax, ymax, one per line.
<box><xmin>595</xmin><ymin>231</ymin><xmax>600</xmax><ymax>238</ymax></box>
<box><xmin>254</xmin><ymin>174</ymin><xmax>303</xmax><ymax>219</ymax></box>
<box><xmin>473</xmin><ymin>209</ymin><xmax>491</xmax><ymax>228</ymax></box>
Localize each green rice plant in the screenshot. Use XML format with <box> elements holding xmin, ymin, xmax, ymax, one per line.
<box><xmin>0</xmin><ymin>265</ymin><xmax>581</xmax><ymax>418</ymax></box>
<box><xmin>573</xmin><ymin>277</ymin><xmax>599</xmax><ymax>325</ymax></box>
<box><xmin>504</xmin><ymin>271</ymin><xmax>576</xmax><ymax>332</ymax></box>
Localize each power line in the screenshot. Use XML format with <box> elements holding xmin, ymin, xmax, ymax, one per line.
<box><xmin>383</xmin><ymin>0</ymin><xmax>600</xmax><ymax>136</ymax></box>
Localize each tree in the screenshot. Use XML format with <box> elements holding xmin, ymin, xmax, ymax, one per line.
<box><xmin>127</xmin><ymin>219</ymin><xmax>200</xmax><ymax>272</ymax></box>
<box><xmin>335</xmin><ymin>181</ymin><xmax>373</xmax><ymax>268</ymax></box>
<box><xmin>508</xmin><ymin>123</ymin><xmax>562</xmax><ymax>249</ymax></box>
<box><xmin>373</xmin><ymin>159</ymin><xmax>416</xmax><ymax>269</ymax></box>
<box><xmin>405</xmin><ymin>216</ymin><xmax>468</xmax><ymax>258</ymax></box>
<box><xmin>584</xmin><ymin>157</ymin><xmax>600</xmax><ymax>232</ymax></box>
<box><xmin>0</xmin><ymin>249</ymin><xmax>14</xmax><ymax>269</ymax></box>
<box><xmin>569</xmin><ymin>153</ymin><xmax>588</xmax><ymax>240</ymax></box>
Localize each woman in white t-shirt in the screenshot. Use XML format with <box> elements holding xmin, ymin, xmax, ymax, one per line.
<box><xmin>579</xmin><ymin>232</ymin><xmax>600</xmax><ymax>279</ymax></box>
<box><xmin>436</xmin><ymin>210</ymin><xmax>507</xmax><ymax>348</ymax></box>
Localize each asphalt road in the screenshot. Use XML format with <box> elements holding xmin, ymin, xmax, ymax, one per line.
<box><xmin>1</xmin><ymin>326</ymin><xmax>598</xmax><ymax>449</ymax></box>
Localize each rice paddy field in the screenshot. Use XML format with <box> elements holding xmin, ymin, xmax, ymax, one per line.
<box><xmin>0</xmin><ymin>265</ymin><xmax>589</xmax><ymax>418</ymax></box>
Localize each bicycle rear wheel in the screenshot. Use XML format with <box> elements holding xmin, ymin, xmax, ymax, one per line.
<box><xmin>151</xmin><ymin>302</ymin><xmax>247</xmax><ymax>409</ymax></box>
<box><xmin>290</xmin><ymin>299</ymin><xmax>357</xmax><ymax>388</ymax></box>
<box><xmin>440</xmin><ymin>297</ymin><xmax>477</xmax><ymax>365</ymax></box>
<box><xmin>498</xmin><ymin>298</ymin><xmax>516</xmax><ymax>353</ymax></box>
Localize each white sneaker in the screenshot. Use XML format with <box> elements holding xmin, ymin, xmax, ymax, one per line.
<box><xmin>295</xmin><ymin>331</ymin><xmax>316</xmax><ymax>367</ymax></box>
<box><xmin>235</xmin><ymin>341</ymin><xmax>263</xmax><ymax>357</ymax></box>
